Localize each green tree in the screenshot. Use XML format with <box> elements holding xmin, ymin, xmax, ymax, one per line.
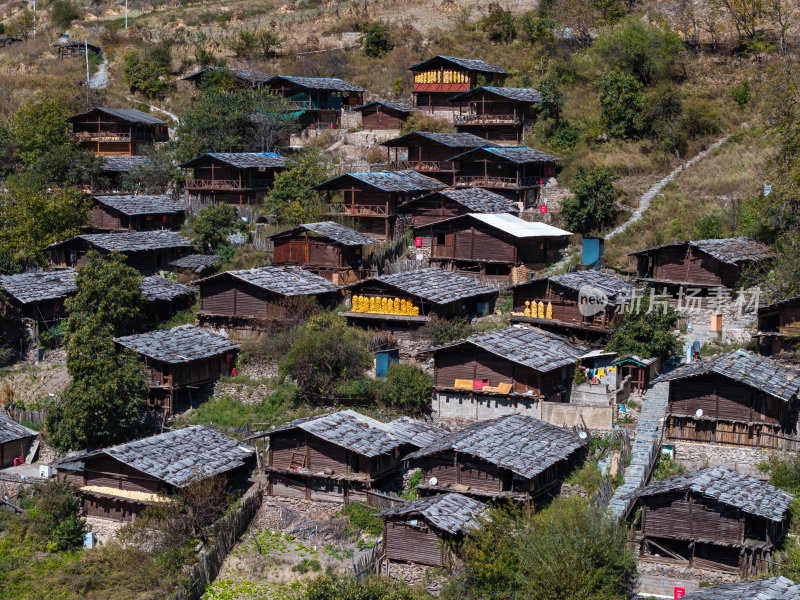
<box><xmin>229</xmin><ymin>30</ymin><xmax>281</xmax><ymax>60</ymax></box>
<box><xmin>560</xmin><ymin>166</ymin><xmax>620</xmax><ymax>235</ymax></box>
<box><xmin>359</xmin><ymin>21</ymin><xmax>394</xmax><ymax>58</ymax></box>
<box><xmin>50</xmin><ymin>0</ymin><xmax>79</xmax><ymax>28</ymax></box>
<box><xmin>123</xmin><ymin>50</ymin><xmax>170</xmax><ymax>99</ymax></box>
<box><xmin>264</xmin><ymin>151</ymin><xmax>331</xmax><ymax>225</ymax></box>
<box><xmin>478</xmin><ymin>6</ymin><xmax>517</xmax><ymax>43</ymax></box>
<box><xmin>605</xmin><ymin>305</ymin><xmax>680</xmax><ymax>359</ymax></box>
<box><xmin>6</xmin><ymin>9</ymin><xmax>34</xmax><ymax>40</ymax></box>
<box><xmin>378</xmin><ymin>363</ymin><xmax>433</xmax><ymax>414</ymax></box>
<box><xmin>593</xmin><ymin>16</ymin><xmax>684</xmax><ymax>85</ymax></box>
<box><xmin>191</xmin><ymin>204</ymin><xmax>241</xmax><ymax>252</ymax></box>
<box><xmin>538</xmin><ymin>78</ymin><xmax>564</xmax><ymax>125</ymax></box>
<box><xmin>121</xmin><ymin>146</ymin><xmax>181</xmax><ymax>194</ymax></box>
<box><xmin>0</xmin><ymin>182</ymin><xmax>91</xmax><ymax>267</ymax></box>
<box><xmin>9</xmin><ymin>96</ymin><xmax>72</xmax><ymax>165</ymax></box>
<box><xmin>641</xmin><ymin>84</ymin><xmax>688</xmax><ymax>158</ymax></box>
<box><xmin>596</xmin><ymin>72</ymin><xmax>645</xmax><ymax>137</ymax></box>
<box><xmin>25</xmin><ymin>145</ymin><xmax>106</xmax><ymax>188</ymax></box>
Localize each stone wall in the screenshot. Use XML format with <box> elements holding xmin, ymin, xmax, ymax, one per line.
<box><xmin>340</xmin><ymin>109</ymin><xmax>362</xmax><ymax>131</ymax></box>
<box><xmin>671</xmin><ymin>440</ymin><xmax>788</xmax><ymax>477</ymax></box>
<box><xmin>432</xmin><ymin>391</ymin><xmax>542</xmax><ymax>421</ymax></box>
<box><xmin>541</xmin><ymin>401</ymin><xmax>615</xmax><ymax>430</ymax></box>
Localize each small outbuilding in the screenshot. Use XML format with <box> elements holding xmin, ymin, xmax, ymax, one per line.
<box><xmin>68</xmin><ymin>107</ymin><xmax>168</xmax><ymax>156</ymax></box>
<box><xmin>352</xmin><ymin>101</ymin><xmax>416</xmax><ymax>130</ymax></box>
<box><xmin>380</xmin><ymin>493</ymin><xmax>486</xmax><ymax>567</ymax></box>
<box><xmin>99</xmin><ymin>156</ymin><xmax>152</xmax><ymax>191</ymax></box>
<box><xmin>87</xmin><ymin>195</ymin><xmax>185</xmax><ymax>232</ymax></box>
<box><xmin>756</xmin><ymin>295</ymin><xmax>800</xmax><ymax>356</ymax></box>
<box><xmin>400</xmin><ymin>187</ymin><xmax>519</xmax><ymax>228</ymax></box>
<box><xmin>113</xmin><ymin>324</ymin><xmax>240</xmax><ymax>414</ymax></box>
<box><xmin>180</xmin><ymin>152</ymin><xmax>286</xmax><ymax>205</ymax></box>
<box><xmin>611</xmin><ymin>355</ymin><xmax>660</xmax><ymax>392</ymax></box>
<box><xmin>168</xmin><ymin>254</ymin><xmax>220</xmax><ymax>279</ymax></box>
<box><xmin>140</xmin><ymin>276</ymin><xmax>196</xmax><ymax>323</ymax></box>
<box><xmin>0</xmin><ymin>413</ymin><xmax>37</xmax><ymax>468</ymax></box>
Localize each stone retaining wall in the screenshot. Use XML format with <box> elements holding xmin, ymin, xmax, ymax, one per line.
<box><xmin>671</xmin><ymin>440</ymin><xmax>789</xmax><ymax>477</ymax></box>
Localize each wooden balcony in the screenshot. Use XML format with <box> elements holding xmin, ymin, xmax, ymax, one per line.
<box><xmin>73</xmin><ymin>131</ymin><xmax>153</xmax><ymax>143</ymax></box>
<box><xmin>390</xmin><ymin>160</ymin><xmax>452</xmax><ymax>172</ymax></box>
<box><xmin>186</xmin><ymin>179</ymin><xmax>273</xmax><ymax>191</ymax></box>
<box><xmin>454</xmin><ymin>114</ymin><xmax>522</xmax><ymax>125</ymax></box>
<box><xmin>454</xmin><ymin>175</ymin><xmax>542</xmax><ymax>189</ymax></box>
<box><xmin>324</xmin><ymin>204</ymin><xmax>390</xmax><ymax>217</ymax></box>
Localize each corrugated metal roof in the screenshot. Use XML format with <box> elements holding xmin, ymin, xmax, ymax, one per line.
<box><xmin>75</xmin><ymin>231</ymin><xmax>192</xmax><ymax>252</ymax></box>
<box><xmin>381</xmin><ymin>131</ymin><xmax>497</xmax><ymax>149</ymax></box>
<box><xmin>197</xmin><ymin>265</ymin><xmax>340</xmax><ymax>296</ymax></box>
<box><xmin>260</xmin><ymin>410</ymin><xmax>447</xmax><ymax>457</ymax></box>
<box><xmin>379</xmin><ymin>493</ymin><xmax>486</xmax><ymax>535</ymax></box>
<box><xmin>267</xmin><ymin>75</ymin><xmax>365</xmax><ymax>92</ymax></box>
<box><xmin>449</xmin><ymin>146</ymin><xmax>561</xmax><ymax>164</ymax></box>
<box><xmin>0</xmin><ymin>412</ymin><xmax>37</xmax><ymax>444</ymax></box>
<box><xmin>358</xmin><ymin>268</ymin><xmax>497</xmax><ymax>305</ymax></box>
<box><xmin>179</xmin><ymin>152</ymin><xmax>286</xmax><ymax>169</ymax></box>
<box><xmin>408</xmin><ymin>55</ymin><xmax>508</xmax><ymax>75</ymax></box>
<box><xmin>101</xmin><ymin>156</ymin><xmax>151</xmax><ymax>173</ymax></box>
<box><xmin>113</xmin><ymin>324</ymin><xmax>240</xmax><ymax>364</ymax></box>
<box><xmin>466</xmin><ymin>213</ymin><xmax>572</xmax><ymax>237</ymax></box>
<box><xmin>629</xmin><ymin>237</ymin><xmax>775</xmax><ymax>265</ymax></box>
<box><xmin>406</xmin><ymin>414</ymin><xmax>586</xmax><ymax>479</ymax></box>
<box><xmin>169</xmin><ymin>254</ymin><xmax>220</xmax><ymax>269</ymax></box>
<box><xmin>269</xmin><ymin>221</ymin><xmax>377</xmax><ymax>246</ymax></box>
<box><xmin>1</xmin><ymin>269</ymin><xmax>77</xmax><ymax>304</ymax></box>
<box><xmin>100</xmin><ymin>425</ymin><xmax>254</xmax><ymax>488</ymax></box>
<box><xmin>93</xmin><ymin>195</ymin><xmax>185</xmax><ymax>216</ymax></box>
<box><xmin>140</xmin><ymin>276</ymin><xmax>196</xmax><ymax>302</ymax></box>
<box><xmin>354</xmin><ymin>100</ymin><xmax>416</xmax><ymax>113</ymax></box>
<box><xmin>510</xmin><ymin>270</ymin><xmax>637</xmax><ymax>307</ymax></box>
<box><xmin>449</xmin><ymin>87</ymin><xmax>542</xmax><ymax>103</ymax></box>
<box><xmin>626</xmin><ymin>466</ymin><xmax>794</xmax><ymax>522</ymax></box>
<box><xmin>316</xmin><ymin>170</ymin><xmax>446</xmax><ymax>193</ymax></box>
<box><xmin>69</xmin><ymin>107</ymin><xmax>166</xmax><ymax>125</ymax></box>
<box><xmin>653</xmin><ymin>351</ymin><xmax>800</xmax><ymax>402</ymax></box>
<box><xmin>681</xmin><ymin>577</ymin><xmax>800</xmax><ymax>599</ymax></box>
<box><xmin>427</xmin><ymin>324</ymin><xmax>587</xmax><ymax>372</ymax></box>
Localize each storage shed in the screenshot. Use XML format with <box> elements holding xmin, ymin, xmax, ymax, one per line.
<box><xmin>269</xmin><ymin>221</ymin><xmax>376</xmax><ymax>285</ymax></box>
<box><xmin>87</xmin><ymin>195</ymin><xmax>185</xmax><ymax>232</ymax></box>
<box><xmin>353</xmin><ymin>101</ymin><xmax>416</xmax><ymax>130</ymax></box>
<box><xmin>380</xmin><ymin>493</ymin><xmax>486</xmax><ymax>567</ymax></box>
<box><xmin>140</xmin><ymin>276</ymin><xmax>196</xmax><ymax>323</ymax></box>
<box><xmin>450</xmin><ymin>87</ymin><xmax>541</xmax><ymax>144</ymax></box>
<box><xmin>409</xmin><ymin>56</ymin><xmax>508</xmax><ymax>114</ymax></box>
<box><xmin>0</xmin><ymin>413</ymin><xmax>37</xmax><ymax>468</ymax></box>
<box><xmin>99</xmin><ymin>156</ymin><xmax>152</xmax><ymax>191</ymax></box>
<box><xmin>406</xmin><ymin>414</ymin><xmax>587</xmax><ymax>504</ymax></box>
<box><xmin>680</xmin><ymin>577</ymin><xmax>800</xmax><ymax>599</ymax></box>
<box><xmin>756</xmin><ymin>295</ymin><xmax>800</xmax><ymax>356</ymax></box>
<box><xmin>113</xmin><ymin>325</ymin><xmax>240</xmax><ymax>413</ymax></box>
<box><xmin>656</xmin><ymin>351</ymin><xmax>800</xmax><ymax>451</ymax></box>
<box><xmin>626</xmin><ymin>466</ymin><xmax>793</xmax><ymax>575</ymax></box>
<box><xmin>400</xmin><ymin>187</ymin><xmax>519</xmax><ymax>228</ymax></box>
<box><xmin>253</xmin><ymin>410</ymin><xmax>446</xmax><ymax>502</ymax></box>
<box><xmin>68</xmin><ymin>107</ymin><xmax>168</xmax><ymax>156</ymax></box>
<box><xmin>168</xmin><ymin>254</ymin><xmax>221</xmax><ymax>279</ymax></box>
<box><xmin>180</xmin><ymin>152</ymin><xmax>286</xmax><ymax>205</ymax></box>
<box><xmin>611</xmin><ymin>355</ymin><xmax>660</xmax><ymax>391</ymax></box>
<box><xmin>629</xmin><ymin>237</ymin><xmax>774</xmax><ymax>290</ymax></box>
<box><xmin>49</xmin><ymin>231</ymin><xmax>192</xmax><ymax>272</ymax></box>
<box><xmin>415</xmin><ymin>212</ymin><xmax>572</xmax><ymax>284</ymax></box>
<box><xmin>54</xmin><ymin>426</ymin><xmax>255</xmax><ymax>522</ymax></box>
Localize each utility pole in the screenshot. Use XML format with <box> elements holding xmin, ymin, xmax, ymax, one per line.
<box><xmin>32</xmin><ymin>0</ymin><xmax>36</xmax><ymax>41</ymax></box>
<box><xmin>85</xmin><ymin>39</ymin><xmax>90</xmax><ymax>109</ymax></box>
<box><xmin>125</xmin><ymin>0</ymin><xmax>128</xmax><ymax>30</ymax></box>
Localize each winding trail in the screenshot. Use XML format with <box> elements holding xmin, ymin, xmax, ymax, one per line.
<box><xmin>125</xmin><ymin>96</ymin><xmax>181</xmax><ymax>126</ymax></box>
<box><xmin>88</xmin><ymin>57</ymin><xmax>108</xmax><ymax>89</ymax></box>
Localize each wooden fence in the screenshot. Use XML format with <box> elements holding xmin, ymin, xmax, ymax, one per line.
<box><xmin>171</xmin><ymin>482</ymin><xmax>264</xmax><ymax>600</ymax></box>
<box><xmin>5</xmin><ymin>408</ymin><xmax>47</xmax><ymax>426</ymax></box>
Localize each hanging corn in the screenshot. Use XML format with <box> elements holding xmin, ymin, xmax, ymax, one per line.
<box><xmin>537</xmin><ymin>301</ymin><xmax>545</xmax><ymax>319</ymax></box>
<box><xmin>546</xmin><ymin>302</ymin><xmax>553</xmax><ymax>319</ymax></box>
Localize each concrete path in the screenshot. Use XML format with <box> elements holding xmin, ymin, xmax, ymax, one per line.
<box><xmin>605</xmin><ymin>136</ymin><xmax>730</xmax><ymax>241</ymax></box>
<box><xmin>126</xmin><ymin>96</ymin><xmax>181</xmax><ymax>126</ymax></box>
<box><xmin>88</xmin><ymin>57</ymin><xmax>108</xmax><ymax>89</ymax></box>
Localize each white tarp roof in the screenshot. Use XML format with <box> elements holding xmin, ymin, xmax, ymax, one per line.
<box><xmin>467</xmin><ymin>213</ymin><xmax>572</xmax><ymax>238</ymax></box>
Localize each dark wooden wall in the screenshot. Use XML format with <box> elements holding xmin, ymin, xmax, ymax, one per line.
<box><xmin>638</xmin><ymin>246</ymin><xmax>738</xmax><ymax>285</ymax></box>
<box><xmin>361</xmin><ymin>107</ymin><xmax>404</xmax><ymax>130</ymax></box>
<box><xmin>383</xmin><ymin>520</ymin><xmax>445</xmax><ymax>566</ymax></box>
<box><xmin>1</xmin><ymin>437</ymin><xmax>34</xmax><ymax>468</ymax></box>
<box><xmin>199</xmin><ymin>277</ymin><xmax>288</xmax><ymax>319</ymax></box>
<box><xmin>83</xmin><ymin>454</ymin><xmax>164</xmax><ymax>493</ymax></box>
<box><xmin>272</xmin><ymin>238</ymin><xmax>346</xmax><ymax>269</ymax></box>
<box><xmin>668</xmin><ymin>374</ymin><xmax>785</xmax><ymax>424</ymax></box>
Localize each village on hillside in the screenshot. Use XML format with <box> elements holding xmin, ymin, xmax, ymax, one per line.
<box><xmin>2</xmin><ymin>0</ymin><xmax>800</xmax><ymax>599</ymax></box>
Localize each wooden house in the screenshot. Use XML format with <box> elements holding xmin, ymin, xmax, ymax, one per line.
<box><xmin>756</xmin><ymin>296</ymin><xmax>800</xmax><ymax>356</ymax></box>
<box><xmin>0</xmin><ymin>414</ymin><xmax>37</xmax><ymax>468</ymax></box>
<box><xmin>448</xmin><ymin>146</ymin><xmax>559</xmax><ymax>206</ymax></box>
<box><xmin>98</xmin><ymin>156</ymin><xmax>152</xmax><ymax>192</ymax></box>
<box><xmin>252</xmin><ymin>410</ymin><xmax>446</xmax><ymax>503</ymax></box>
<box><xmin>379</xmin><ymin>493</ymin><xmax>486</xmax><ymax>567</ymax></box>
<box><xmin>510</xmin><ymin>270</ymin><xmax>637</xmax><ymax>341</ymax></box>
<box><xmin>269</xmin><ymin>221</ymin><xmax>376</xmax><ymax>285</ymax></box>
<box><xmin>626</xmin><ymin>466</ymin><xmax>793</xmax><ymax>575</ymax></box>
<box><xmin>405</xmin><ymin>414</ymin><xmax>587</xmax><ymax>504</ymax></box>
<box><xmin>68</xmin><ymin>107</ymin><xmax>168</xmax><ymax>156</ymax></box>
<box><xmin>182</xmin><ymin>67</ymin><xmax>271</xmax><ymax>89</ymax></box>
<box><xmin>352</xmin><ymin>101</ymin><xmax>416</xmax><ymax>131</ymax></box>
<box><xmin>113</xmin><ymin>324</ymin><xmax>240</xmax><ymax>413</ymax></box>
<box><xmin>315</xmin><ymin>170</ymin><xmax>445</xmax><ymax>240</ymax></box>
<box><xmin>611</xmin><ymin>355</ymin><xmax>660</xmax><ymax>392</ymax></box>
<box><xmin>343</xmin><ymin>268</ymin><xmax>497</xmax><ymax>340</ymax></box>
<box><xmin>54</xmin><ymin>426</ymin><xmax>255</xmax><ymax>522</ymax></box>
<box><xmin>49</xmin><ymin>231</ymin><xmax>192</xmax><ymax>272</ymax></box>
<box><xmin>408</xmin><ymin>56</ymin><xmax>508</xmax><ymax>114</ymax></box>
<box><xmin>180</xmin><ymin>152</ymin><xmax>286</xmax><ymax>205</ymax></box>
<box><xmin>416</xmin><ymin>213</ymin><xmax>571</xmax><ymax>285</ymax></box>
<box><xmin>657</xmin><ymin>351</ymin><xmax>800</xmax><ymax>451</ymax></box>
<box><xmin>140</xmin><ymin>276</ymin><xmax>196</xmax><ymax>324</ymax></box>
<box><xmin>679</xmin><ymin>577</ymin><xmax>800</xmax><ymax>599</ymax></box>
<box><xmin>427</xmin><ymin>325</ymin><xmax>587</xmax><ymax>420</ymax></box>
<box><xmin>86</xmin><ymin>195</ymin><xmax>185</xmax><ymax>232</ymax></box>
<box><xmin>196</xmin><ymin>265</ymin><xmax>341</xmax><ymax>328</ymax></box>
<box><xmin>264</xmin><ymin>75</ymin><xmax>364</xmax><ymax>130</ymax></box>
<box><xmin>629</xmin><ymin>237</ymin><xmax>774</xmax><ymax>290</ymax></box>
<box><xmin>381</xmin><ymin>132</ymin><xmax>494</xmax><ymax>186</ymax></box>
<box><xmin>401</xmin><ymin>188</ymin><xmax>519</xmax><ymax>228</ymax></box>
<box><xmin>450</xmin><ymin>87</ymin><xmax>541</xmax><ymax>144</ymax></box>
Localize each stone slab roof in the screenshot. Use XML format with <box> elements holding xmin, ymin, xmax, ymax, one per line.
<box><xmin>197</xmin><ymin>266</ymin><xmax>340</xmax><ymax>296</ymax></box>
<box><xmin>354</xmin><ymin>100</ymin><xmax>416</xmax><ymax>113</ymax></box>
<box><xmin>428</xmin><ymin>324</ymin><xmax>587</xmax><ymax>372</ymax></box>
<box><xmin>381</xmin><ymin>131</ymin><xmax>496</xmax><ymax>149</ymax></box>
<box><xmin>267</xmin><ymin>75</ymin><xmax>365</xmax><ymax>92</ymax></box>
<box><xmin>93</xmin><ymin>195</ymin><xmax>185</xmax><ymax>216</ymax></box>
<box><xmin>182</xmin><ymin>67</ymin><xmax>271</xmax><ymax>86</ymax></box>
<box><xmin>169</xmin><ymin>254</ymin><xmax>220</xmax><ymax>269</ymax></box>
<box><xmin>258</xmin><ymin>410</ymin><xmax>447</xmax><ymax>457</ymax></box>
<box><xmin>0</xmin><ymin>412</ymin><xmax>38</xmax><ymax>444</ymax></box>
<box><xmin>316</xmin><ymin>170</ymin><xmax>446</xmax><ymax>193</ymax></box>
<box><xmin>402</xmin><ymin>188</ymin><xmax>518</xmax><ymax>214</ymax></box>
<box><xmin>408</xmin><ymin>55</ymin><xmax>508</xmax><ymax>75</ymax></box>
<box><xmin>625</xmin><ymin>466</ymin><xmax>794</xmax><ymax>522</ymax></box>
<box><xmin>113</xmin><ymin>324</ymin><xmax>239</xmax><ymax>364</ymax></box>
<box><xmin>358</xmin><ymin>268</ymin><xmax>497</xmax><ymax>305</ymax></box>
<box><xmin>406</xmin><ymin>414</ymin><xmax>586</xmax><ymax>479</ymax></box>
<box><xmin>511</xmin><ymin>270</ymin><xmax>637</xmax><ymax>307</ymax></box>
<box><xmin>101</xmin><ymin>156</ymin><xmax>151</xmax><ymax>173</ymax></box>
<box><xmin>270</xmin><ymin>221</ymin><xmax>376</xmax><ymax>246</ymax></box>
<box><xmin>140</xmin><ymin>276</ymin><xmax>196</xmax><ymax>302</ymax></box>
<box><xmin>100</xmin><ymin>425</ymin><xmax>254</xmax><ymax>488</ymax></box>
<box><xmin>449</xmin><ymin>87</ymin><xmax>542</xmax><ymax>103</ymax></box>
<box><xmin>69</xmin><ymin>107</ymin><xmax>166</xmax><ymax>125</ymax></box>
<box><xmin>682</xmin><ymin>577</ymin><xmax>800</xmax><ymax>599</ymax></box>
<box><xmin>379</xmin><ymin>493</ymin><xmax>487</xmax><ymax>535</ymax></box>
<box><xmin>179</xmin><ymin>152</ymin><xmax>286</xmax><ymax>169</ymax></box>
<box><xmin>629</xmin><ymin>237</ymin><xmax>774</xmax><ymax>265</ymax></box>
<box><xmin>1</xmin><ymin>269</ymin><xmax>77</xmax><ymax>304</ymax></box>
<box><xmin>449</xmin><ymin>146</ymin><xmax>561</xmax><ymax>164</ymax></box>
<box><xmin>653</xmin><ymin>350</ymin><xmax>800</xmax><ymax>402</ymax></box>
<box><xmin>70</xmin><ymin>231</ymin><xmax>192</xmax><ymax>253</ymax></box>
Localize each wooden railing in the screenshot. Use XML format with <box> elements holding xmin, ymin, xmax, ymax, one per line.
<box><xmin>454</xmin><ymin>175</ymin><xmax>542</xmax><ymax>189</ymax></box>
<box><xmin>73</xmin><ymin>131</ymin><xmax>153</xmax><ymax>143</ymax></box>
<box><xmin>324</xmin><ymin>203</ymin><xmax>389</xmax><ymax>217</ymax></box>
<box><xmin>185</xmin><ymin>179</ymin><xmax>273</xmax><ymax>191</ymax></box>
<box><xmin>390</xmin><ymin>160</ymin><xmax>451</xmax><ymax>172</ymax></box>
<box><xmin>454</xmin><ymin>114</ymin><xmax>522</xmax><ymax>125</ymax></box>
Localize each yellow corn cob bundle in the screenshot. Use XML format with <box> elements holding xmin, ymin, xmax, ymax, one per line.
<box><xmin>537</xmin><ymin>301</ymin><xmax>545</xmax><ymax>319</ymax></box>
<box><xmin>524</xmin><ymin>307</ymin><xmax>531</xmax><ymax>317</ymax></box>
<box><xmin>546</xmin><ymin>302</ymin><xmax>553</xmax><ymax>319</ymax></box>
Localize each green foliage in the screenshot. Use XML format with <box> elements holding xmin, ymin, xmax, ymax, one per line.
<box><xmin>420</xmin><ymin>316</ymin><xmax>472</xmax><ymax>345</ymax></box>
<box><xmin>49</xmin><ymin>0</ymin><xmax>80</xmax><ymax>28</ymax></box>
<box><xmin>339</xmin><ymin>502</ymin><xmax>383</xmax><ymax>537</ymax></box>
<box><xmin>292</xmin><ymin>558</ymin><xmax>322</xmax><ymax>573</ymax></box>
<box><xmin>9</xmin><ymin>97</ymin><xmax>72</xmax><ymax>165</ymax></box>
<box><xmin>596</xmin><ymin>72</ymin><xmax>645</xmax><ymax>138</ymax></box>
<box><xmin>694</xmin><ymin>213</ymin><xmax>724</xmax><ymax>239</ymax></box>
<box><xmin>478</xmin><ymin>6</ymin><xmax>517</xmax><ymax>43</ymax></box>
<box><xmin>123</xmin><ymin>50</ymin><xmax>170</xmax><ymax>99</ymax></box>
<box><xmin>564</xmin><ymin>460</ymin><xmax>603</xmax><ymax>495</ymax></box>
<box><xmin>730</xmin><ymin>80</ymin><xmax>751</xmax><ymax>109</ymax></box>
<box><xmin>191</xmin><ymin>204</ymin><xmax>240</xmax><ymax>252</ymax></box>
<box><xmin>121</xmin><ymin>146</ymin><xmax>181</xmax><ymax>194</ymax></box>
<box><xmin>0</xmin><ymin>23</ymin><xmax>4</xmax><ymax>34</ymax></box>
<box><xmin>6</xmin><ymin>9</ymin><xmax>33</xmax><ymax>40</ymax></box>
<box><xmin>399</xmin><ymin>113</ymin><xmax>456</xmax><ymax>134</ymax></box>
<box><xmin>53</xmin><ymin>514</ymin><xmax>87</xmax><ymax>552</ymax></box>
<box><xmin>0</xmin><ymin>182</ymin><xmax>91</xmax><ymax>268</ymax></box>
<box><xmin>538</xmin><ymin>78</ymin><xmax>564</xmax><ymax>124</ymax></box>
<box><xmin>592</xmin><ymin>17</ymin><xmax>684</xmax><ymax>85</ymax></box>
<box><xmin>359</xmin><ymin>21</ymin><xmax>394</xmax><ymax>58</ymax></box>
<box><xmin>652</xmin><ymin>454</ymin><xmax>687</xmax><ymax>480</ymax></box>
<box><xmin>304</xmin><ymin>574</ymin><xmax>428</xmax><ymax>600</ymax></box>
<box><xmin>605</xmin><ymin>306</ymin><xmax>680</xmax><ymax>359</ymax></box>
<box><xmin>24</xmin><ymin>144</ymin><xmax>106</xmax><ymax>188</ymax></box>
<box><xmin>177</xmin><ymin>383</ymin><xmax>300</xmax><ymax>428</ymax></box>
<box><xmin>551</xmin><ymin>120</ymin><xmax>581</xmax><ymax>149</ymax></box>
<box><xmin>280</xmin><ymin>313</ymin><xmax>371</xmax><ymax>397</ymax></box>
<box><xmin>560</xmin><ymin>166</ymin><xmax>620</xmax><ymax>235</ymax></box>
<box><xmin>264</xmin><ymin>151</ymin><xmax>331</xmax><ymax>225</ymax></box>
<box><xmin>519</xmin><ymin>13</ymin><xmax>557</xmax><ymax>46</ymax></box>
<box><xmin>229</xmin><ymin>30</ymin><xmax>281</xmax><ymax>59</ymax></box>
<box><xmin>377</xmin><ymin>363</ymin><xmax>433</xmax><ymax>414</ymax></box>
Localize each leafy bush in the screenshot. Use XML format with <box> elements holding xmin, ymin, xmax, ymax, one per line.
<box><xmin>605</xmin><ymin>305</ymin><xmax>680</xmax><ymax>360</ymax></box>
<box><xmin>730</xmin><ymin>80</ymin><xmax>751</xmax><ymax>109</ymax></box>
<box><xmin>652</xmin><ymin>454</ymin><xmax>687</xmax><ymax>481</ymax></box>
<box><xmin>50</xmin><ymin>0</ymin><xmax>80</xmax><ymax>28</ymax></box>
<box><xmin>378</xmin><ymin>363</ymin><xmax>433</xmax><ymax>414</ymax></box>
<box><xmin>420</xmin><ymin>316</ymin><xmax>472</xmax><ymax>345</ymax></box>
<box><xmin>304</xmin><ymin>574</ymin><xmax>425</xmax><ymax>600</ymax></box>
<box><xmin>551</xmin><ymin>120</ymin><xmax>581</xmax><ymax>149</ymax></box>
<box><xmin>230</xmin><ymin>30</ymin><xmax>281</xmax><ymax>59</ymax></box>
<box><xmin>123</xmin><ymin>50</ymin><xmax>170</xmax><ymax>99</ymax></box>
<box><xmin>191</xmin><ymin>204</ymin><xmax>240</xmax><ymax>251</ymax></box>
<box><xmin>560</xmin><ymin>166</ymin><xmax>620</xmax><ymax>235</ymax></box>
<box><xmin>538</xmin><ymin>78</ymin><xmax>564</xmax><ymax>124</ymax></box>
<box><xmin>53</xmin><ymin>514</ymin><xmax>87</xmax><ymax>551</ymax></box>
<box><xmin>399</xmin><ymin>113</ymin><xmax>456</xmax><ymax>134</ymax></box>
<box><xmin>339</xmin><ymin>502</ymin><xmax>382</xmax><ymax>537</ymax></box>
<box><xmin>478</xmin><ymin>6</ymin><xmax>517</xmax><ymax>43</ymax></box>
<box><xmin>359</xmin><ymin>21</ymin><xmax>394</xmax><ymax>57</ymax></box>
<box><xmin>596</xmin><ymin>72</ymin><xmax>645</xmax><ymax>138</ymax></box>
<box><xmin>292</xmin><ymin>558</ymin><xmax>322</xmax><ymax>573</ymax></box>
<box><xmin>694</xmin><ymin>213</ymin><xmax>724</xmax><ymax>239</ymax></box>
<box><xmin>264</xmin><ymin>151</ymin><xmax>331</xmax><ymax>225</ymax></box>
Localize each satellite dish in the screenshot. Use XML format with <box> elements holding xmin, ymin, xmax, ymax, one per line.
<box><xmin>695</xmin><ymin>409</ymin><xmax>703</xmax><ymax>418</ymax></box>
<box><xmin>429</xmin><ymin>477</ymin><xmax>438</xmax><ymax>486</ymax></box>
<box><xmin>578</xmin><ymin>431</ymin><xmax>588</xmax><ymax>439</ymax></box>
